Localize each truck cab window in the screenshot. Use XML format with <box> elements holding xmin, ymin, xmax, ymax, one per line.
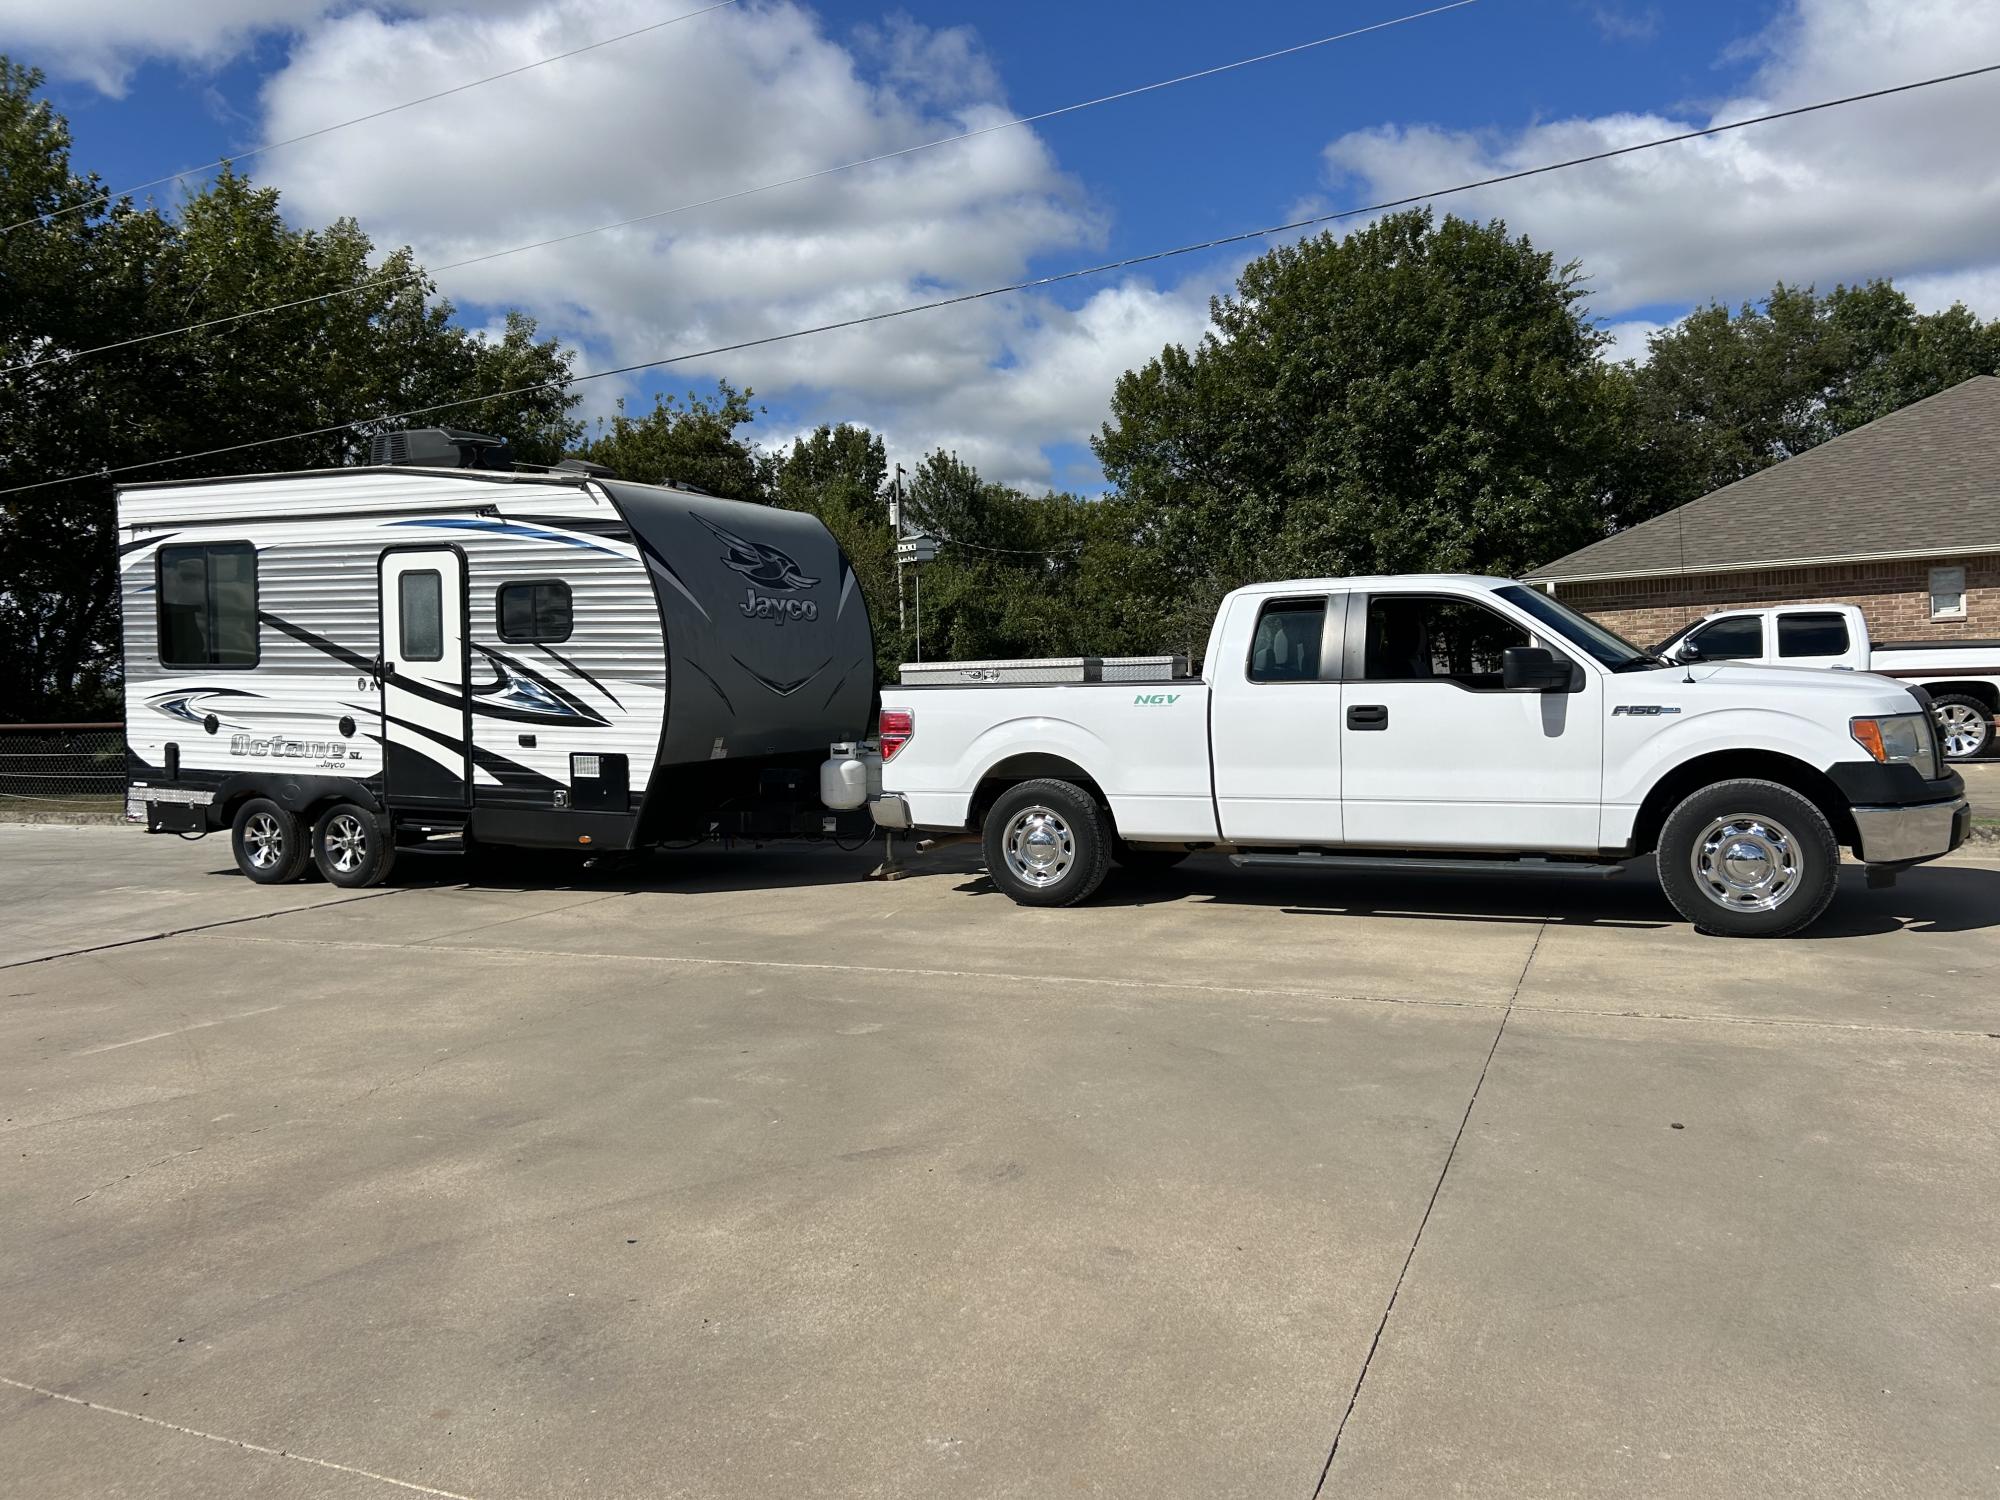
<box><xmin>157</xmin><ymin>541</ymin><xmax>258</xmax><ymax>667</ymax></box>
<box><xmin>1364</xmin><ymin>596</ymin><xmax>1528</xmax><ymax>689</ymax></box>
<box><xmin>497</xmin><ymin>580</ymin><xmax>574</xmax><ymax>643</ymax></box>
<box><xmin>1777</xmin><ymin>612</ymin><xmax>1850</xmax><ymax>658</ymax></box>
<box><xmin>1687</xmin><ymin>615</ymin><xmax>1761</xmax><ymax>660</ymax></box>
<box><xmin>1247</xmin><ymin>599</ymin><xmax>1325</xmax><ymax>682</ymax></box>
<box><xmin>399</xmin><ymin>570</ymin><xmax>444</xmax><ymax>662</ymax></box>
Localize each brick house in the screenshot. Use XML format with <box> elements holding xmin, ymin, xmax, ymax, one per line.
<box><xmin>1526</xmin><ymin>375</ymin><xmax>2000</xmax><ymax>648</ymax></box>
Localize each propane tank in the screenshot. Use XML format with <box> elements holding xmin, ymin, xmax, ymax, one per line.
<box><xmin>820</xmin><ymin>741</ymin><xmax>879</xmax><ymax>811</ymax></box>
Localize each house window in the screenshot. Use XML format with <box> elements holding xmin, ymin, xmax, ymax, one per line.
<box><xmin>496</xmin><ymin>580</ymin><xmax>573</xmax><ymax>643</ymax></box>
<box><xmin>157</xmin><ymin>542</ymin><xmax>259</xmax><ymax>668</ymax></box>
<box><xmin>1929</xmin><ymin>566</ymin><xmax>1967</xmax><ymax>620</ymax></box>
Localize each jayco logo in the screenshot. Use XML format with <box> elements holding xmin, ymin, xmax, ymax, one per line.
<box><xmin>1133</xmin><ymin>693</ymin><xmax>1181</xmax><ymax>707</ymax></box>
<box><xmin>739</xmin><ymin>590</ymin><xmax>819</xmax><ymax>626</ymax></box>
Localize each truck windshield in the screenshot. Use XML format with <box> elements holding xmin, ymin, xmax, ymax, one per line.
<box><xmin>1494</xmin><ymin>585</ymin><xmax>1657</xmax><ymax>670</ymax></box>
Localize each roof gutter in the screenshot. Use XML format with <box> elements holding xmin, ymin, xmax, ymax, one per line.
<box><xmin>1526</xmin><ymin>543</ymin><xmax>2000</xmax><ymax>587</ymax></box>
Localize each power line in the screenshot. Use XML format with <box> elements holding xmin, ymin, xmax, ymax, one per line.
<box><xmin>7</xmin><ymin>59</ymin><xmax>1997</xmax><ymax>501</ymax></box>
<box><xmin>1</xmin><ymin>0</ymin><xmax>1478</xmax><ymax>378</ymax></box>
<box><xmin>0</xmin><ymin>0</ymin><xmax>743</xmax><ymax>236</ymax></box>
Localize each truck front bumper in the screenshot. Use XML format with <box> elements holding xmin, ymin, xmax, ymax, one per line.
<box><xmin>1851</xmin><ymin>797</ymin><xmax>1970</xmax><ymax>865</ymax></box>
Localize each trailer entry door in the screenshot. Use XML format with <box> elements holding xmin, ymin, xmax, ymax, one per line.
<box><xmin>378</xmin><ymin>547</ymin><xmax>471</xmax><ymax>807</ymax></box>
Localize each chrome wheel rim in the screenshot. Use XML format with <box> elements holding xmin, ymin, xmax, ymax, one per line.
<box><xmin>1690</xmin><ymin>814</ymin><xmax>1800</xmax><ymax>913</ymax></box>
<box><xmin>244</xmin><ymin>812</ymin><xmax>285</xmax><ymax>870</ymax></box>
<box><xmin>1003</xmin><ymin>805</ymin><xmax>1074</xmax><ymax>889</ymax></box>
<box><xmin>1934</xmin><ymin>702</ymin><xmax>1988</xmax><ymax>759</ymax></box>
<box><xmin>325</xmin><ymin>812</ymin><xmax>369</xmax><ymax>875</ymax></box>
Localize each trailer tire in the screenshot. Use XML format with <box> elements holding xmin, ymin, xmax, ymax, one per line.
<box><xmin>312</xmin><ymin>802</ymin><xmax>398</xmax><ymax>889</ymax></box>
<box><xmin>1656</xmin><ymin>778</ymin><xmax>1839</xmax><ymax>938</ymax></box>
<box><xmin>983</xmin><ymin>779</ymin><xmax>1112</xmax><ymax>907</ymax></box>
<box><xmin>231</xmin><ymin>798</ymin><xmax>310</xmax><ymax>885</ymax></box>
<box><xmin>1928</xmin><ymin>693</ymin><xmax>1993</xmax><ymax>760</ymax></box>
<box><xmin>1112</xmin><ymin>840</ymin><xmax>1189</xmax><ymax>873</ymax></box>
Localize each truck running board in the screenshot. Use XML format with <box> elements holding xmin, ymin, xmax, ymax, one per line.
<box><xmin>1229</xmin><ymin>852</ymin><xmax>1626</xmax><ymax>879</ymax></box>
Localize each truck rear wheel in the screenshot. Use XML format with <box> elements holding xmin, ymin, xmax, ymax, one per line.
<box><xmin>983</xmin><ymin>779</ymin><xmax>1112</xmax><ymax>907</ymax></box>
<box><xmin>1657</xmin><ymin>779</ymin><xmax>1839</xmax><ymax>937</ymax></box>
<box><xmin>1929</xmin><ymin>694</ymin><xmax>1992</xmax><ymax>760</ymax></box>
<box><xmin>231</xmin><ymin>798</ymin><xmax>310</xmax><ymax>885</ymax></box>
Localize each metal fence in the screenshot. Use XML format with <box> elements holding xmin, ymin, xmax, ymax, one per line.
<box><xmin>0</xmin><ymin>722</ymin><xmax>126</xmax><ymax>814</ymax></box>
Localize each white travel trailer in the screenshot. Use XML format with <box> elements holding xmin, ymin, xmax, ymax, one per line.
<box><xmin>118</xmin><ymin>430</ymin><xmax>877</xmax><ymax>886</ymax></box>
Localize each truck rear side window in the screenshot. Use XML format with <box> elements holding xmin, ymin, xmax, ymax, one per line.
<box><xmin>497</xmin><ymin>580</ymin><xmax>573</xmax><ymax>643</ymax></box>
<box><xmin>1248</xmin><ymin>599</ymin><xmax>1325</xmax><ymax>682</ymax></box>
<box><xmin>1687</xmin><ymin>616</ymin><xmax>1761</xmax><ymax>660</ymax></box>
<box><xmin>1363</xmin><ymin>596</ymin><xmax>1528</xmax><ymax>689</ymax></box>
<box><xmin>157</xmin><ymin>542</ymin><xmax>258</xmax><ymax>668</ymax></box>
<box><xmin>1777</xmin><ymin>612</ymin><xmax>1850</xmax><ymax>657</ymax></box>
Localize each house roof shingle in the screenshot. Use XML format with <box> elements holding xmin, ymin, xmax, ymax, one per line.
<box><xmin>1527</xmin><ymin>375</ymin><xmax>2000</xmax><ymax>583</ymax></box>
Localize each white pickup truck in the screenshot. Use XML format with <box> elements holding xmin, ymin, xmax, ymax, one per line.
<box><xmin>1653</xmin><ymin>603</ymin><xmax>2000</xmax><ymax>760</ymax></box>
<box><xmin>853</xmin><ymin>576</ymin><xmax>1969</xmax><ymax>938</ymax></box>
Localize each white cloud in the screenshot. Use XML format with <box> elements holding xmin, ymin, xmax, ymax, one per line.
<box><xmin>1600</xmin><ymin>318</ymin><xmax>1667</xmax><ymax>364</ymax></box>
<box><xmin>1321</xmin><ymin>0</ymin><xmax>2000</xmax><ymax>324</ymax></box>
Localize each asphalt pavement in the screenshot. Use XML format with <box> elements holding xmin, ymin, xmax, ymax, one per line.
<box><xmin>3</xmin><ymin>824</ymin><xmax>1997</xmax><ymax>1498</ymax></box>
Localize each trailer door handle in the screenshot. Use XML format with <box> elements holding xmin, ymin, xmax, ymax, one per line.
<box><xmin>1347</xmin><ymin>704</ymin><xmax>1388</xmax><ymax>730</ymax></box>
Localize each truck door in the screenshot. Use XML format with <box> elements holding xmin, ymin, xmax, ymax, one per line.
<box><xmin>378</xmin><ymin>547</ymin><xmax>471</xmax><ymax>807</ymax></box>
<box><xmin>1210</xmin><ymin>592</ymin><xmax>1344</xmax><ymax>844</ymax></box>
<box><xmin>1339</xmin><ymin>591</ymin><xmax>1603</xmax><ymax>851</ymax></box>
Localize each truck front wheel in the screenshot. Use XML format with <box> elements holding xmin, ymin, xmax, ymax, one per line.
<box><xmin>983</xmin><ymin>779</ymin><xmax>1112</xmax><ymax>908</ymax></box>
<box><xmin>1657</xmin><ymin>779</ymin><xmax>1840</xmax><ymax>938</ymax></box>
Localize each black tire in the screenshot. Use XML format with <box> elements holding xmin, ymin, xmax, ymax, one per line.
<box><xmin>1928</xmin><ymin>693</ymin><xmax>1993</xmax><ymax>761</ymax></box>
<box><xmin>1656</xmin><ymin>778</ymin><xmax>1839</xmax><ymax>938</ymax></box>
<box><xmin>311</xmin><ymin>802</ymin><xmax>398</xmax><ymax>889</ymax></box>
<box><xmin>1112</xmin><ymin>841</ymin><xmax>1189</xmax><ymax>872</ymax></box>
<box><xmin>981</xmin><ymin>779</ymin><xmax>1113</xmax><ymax>908</ymax></box>
<box><xmin>230</xmin><ymin>797</ymin><xmax>310</xmax><ymax>884</ymax></box>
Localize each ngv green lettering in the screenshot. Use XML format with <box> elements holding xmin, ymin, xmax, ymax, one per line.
<box><xmin>1133</xmin><ymin>693</ymin><xmax>1181</xmax><ymax>706</ymax></box>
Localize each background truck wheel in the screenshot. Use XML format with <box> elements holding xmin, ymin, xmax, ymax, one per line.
<box><xmin>1656</xmin><ymin>778</ymin><xmax>1839</xmax><ymax>937</ymax></box>
<box><xmin>231</xmin><ymin>797</ymin><xmax>310</xmax><ymax>884</ymax></box>
<box><xmin>1928</xmin><ymin>693</ymin><xmax>1993</xmax><ymax>760</ymax></box>
<box><xmin>1112</xmin><ymin>840</ymin><xmax>1189</xmax><ymax>872</ymax></box>
<box><xmin>312</xmin><ymin>803</ymin><xmax>398</xmax><ymax>889</ymax></box>
<box><xmin>983</xmin><ymin>779</ymin><xmax>1112</xmax><ymax>907</ymax></box>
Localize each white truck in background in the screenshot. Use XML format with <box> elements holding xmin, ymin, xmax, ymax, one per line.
<box><xmin>1653</xmin><ymin>604</ymin><xmax>2000</xmax><ymax>760</ymax></box>
<box><xmin>846</xmin><ymin>576</ymin><xmax>1970</xmax><ymax>938</ymax></box>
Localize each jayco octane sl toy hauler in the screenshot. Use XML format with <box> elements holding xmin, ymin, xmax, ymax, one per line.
<box><xmin>118</xmin><ymin>431</ymin><xmax>876</xmax><ymax>886</ymax></box>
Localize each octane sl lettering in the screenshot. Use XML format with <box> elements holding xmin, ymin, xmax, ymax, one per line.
<box><xmin>1133</xmin><ymin>693</ymin><xmax>1181</xmax><ymax>706</ymax></box>
<box><xmin>1612</xmin><ymin>705</ymin><xmax>1683</xmax><ymax>716</ymax></box>
<box><xmin>231</xmin><ymin>733</ymin><xmax>352</xmax><ymax>758</ymax></box>
<box><xmin>739</xmin><ymin>589</ymin><xmax>819</xmax><ymax>625</ymax></box>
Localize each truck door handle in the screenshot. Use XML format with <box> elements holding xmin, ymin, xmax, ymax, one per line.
<box><xmin>1347</xmin><ymin>704</ymin><xmax>1388</xmax><ymax>730</ymax></box>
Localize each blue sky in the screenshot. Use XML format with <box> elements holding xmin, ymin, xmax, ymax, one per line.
<box><xmin>11</xmin><ymin>0</ymin><xmax>2000</xmax><ymax>489</ymax></box>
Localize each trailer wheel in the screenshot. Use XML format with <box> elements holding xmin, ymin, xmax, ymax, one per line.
<box><xmin>1112</xmin><ymin>840</ymin><xmax>1189</xmax><ymax>873</ymax></box>
<box><xmin>231</xmin><ymin>798</ymin><xmax>310</xmax><ymax>885</ymax></box>
<box><xmin>1929</xmin><ymin>694</ymin><xmax>1993</xmax><ymax>760</ymax></box>
<box><xmin>312</xmin><ymin>802</ymin><xmax>398</xmax><ymax>889</ymax></box>
<box><xmin>1656</xmin><ymin>779</ymin><xmax>1839</xmax><ymax>938</ymax></box>
<box><xmin>982</xmin><ymin>779</ymin><xmax>1112</xmax><ymax>908</ymax></box>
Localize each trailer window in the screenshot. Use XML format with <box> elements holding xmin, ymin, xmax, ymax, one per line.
<box><xmin>399</xmin><ymin>570</ymin><xmax>444</xmax><ymax>662</ymax></box>
<box><xmin>1247</xmin><ymin>598</ymin><xmax>1325</xmax><ymax>682</ymax></box>
<box><xmin>1777</xmin><ymin>612</ymin><xmax>1849</xmax><ymax>658</ymax></box>
<box><xmin>496</xmin><ymin>580</ymin><xmax>573</xmax><ymax>643</ymax></box>
<box><xmin>157</xmin><ymin>542</ymin><xmax>258</xmax><ymax>668</ymax></box>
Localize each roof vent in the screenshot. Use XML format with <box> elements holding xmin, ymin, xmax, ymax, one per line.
<box><xmin>367</xmin><ymin>428</ymin><xmax>512</xmax><ymax>471</ymax></box>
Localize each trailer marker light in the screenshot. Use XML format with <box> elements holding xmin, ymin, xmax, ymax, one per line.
<box><xmin>879</xmin><ymin>708</ymin><xmax>914</xmax><ymax>760</ymax></box>
<box><xmin>579</xmin><ymin>835</ymin><xmax>593</xmax><ymax>845</ymax></box>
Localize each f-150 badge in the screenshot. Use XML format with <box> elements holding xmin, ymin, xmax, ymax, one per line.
<box><xmin>1613</xmin><ymin>704</ymin><xmax>1683</xmax><ymax>716</ymax></box>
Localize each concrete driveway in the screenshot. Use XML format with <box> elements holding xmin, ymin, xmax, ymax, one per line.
<box><xmin>3</xmin><ymin>824</ymin><xmax>1997</xmax><ymax>1498</ymax></box>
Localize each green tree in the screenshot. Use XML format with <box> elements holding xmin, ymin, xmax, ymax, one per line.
<box><xmin>574</xmin><ymin>382</ymin><xmax>766</xmax><ymax>500</ymax></box>
<box><xmin>0</xmin><ymin>61</ymin><xmax>581</xmax><ymax>719</ymax></box>
<box><xmin>769</xmin><ymin>423</ymin><xmax>902</xmax><ymax>673</ymax></box>
<box><xmin>1093</xmin><ymin>210</ymin><xmax>1634</xmax><ymax>650</ymax></box>
<box><xmin>1627</xmin><ymin>280</ymin><xmax>2000</xmax><ymax>521</ymax></box>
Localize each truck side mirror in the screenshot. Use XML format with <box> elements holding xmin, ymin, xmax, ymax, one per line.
<box><xmin>1502</xmin><ymin>646</ymin><xmax>1572</xmax><ymax>692</ymax></box>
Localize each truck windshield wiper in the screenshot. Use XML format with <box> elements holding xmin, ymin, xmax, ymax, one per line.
<box><xmin>1613</xmin><ymin>653</ymin><xmax>1671</xmax><ymax>672</ymax></box>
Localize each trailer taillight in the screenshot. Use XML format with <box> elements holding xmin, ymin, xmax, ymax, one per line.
<box><xmin>879</xmin><ymin>708</ymin><xmax>914</xmax><ymax>760</ymax></box>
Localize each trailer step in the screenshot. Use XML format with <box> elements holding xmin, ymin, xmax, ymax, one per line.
<box><xmin>1229</xmin><ymin>852</ymin><xmax>1626</xmax><ymax>879</ymax></box>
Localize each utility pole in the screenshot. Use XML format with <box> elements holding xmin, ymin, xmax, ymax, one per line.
<box><xmin>890</xmin><ymin>462</ymin><xmax>907</xmax><ymax>634</ymax></box>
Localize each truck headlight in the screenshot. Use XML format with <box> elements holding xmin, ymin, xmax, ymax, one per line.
<box><xmin>1851</xmin><ymin>714</ymin><xmax>1938</xmax><ymax>781</ymax></box>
